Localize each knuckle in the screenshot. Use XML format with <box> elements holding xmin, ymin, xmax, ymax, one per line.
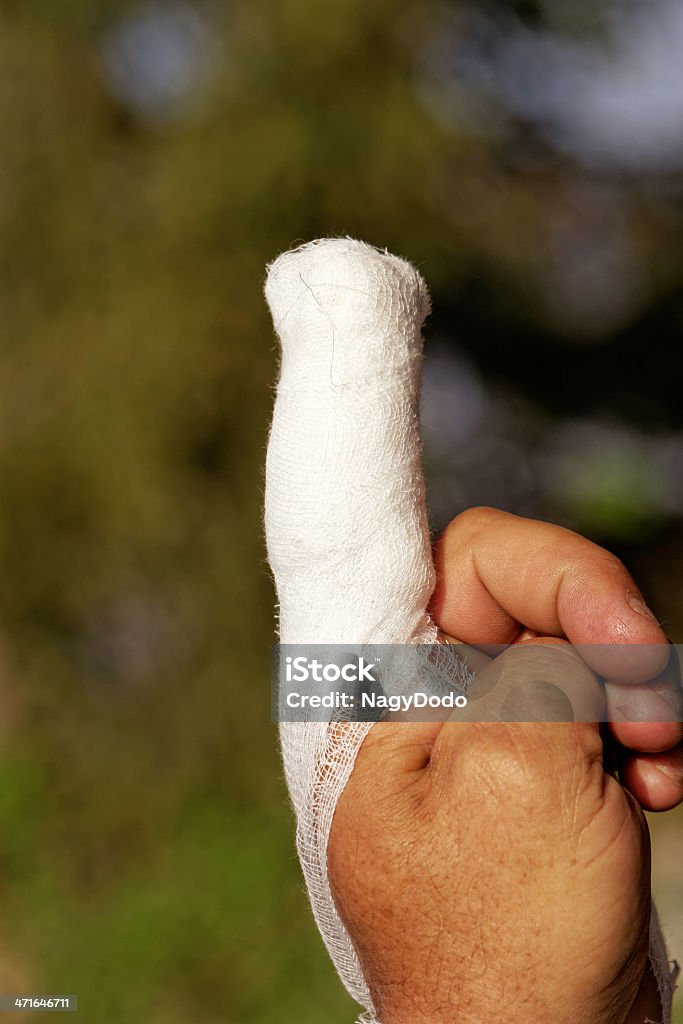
<box><xmin>579</xmin><ymin>543</ymin><xmax>630</xmax><ymax>585</ymax></box>
<box><xmin>468</xmin><ymin>725</ymin><xmax>554</xmax><ymax>791</ymax></box>
<box><xmin>437</xmin><ymin>720</ymin><xmax>601</xmax><ymax>804</ymax></box>
<box><xmin>445</xmin><ymin>506</ymin><xmax>503</xmax><ymax>539</ymax></box>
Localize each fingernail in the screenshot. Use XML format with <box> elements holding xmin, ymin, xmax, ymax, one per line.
<box><xmin>626</xmin><ymin>592</ymin><xmax>658</xmax><ymax>623</ymax></box>
<box><xmin>654</xmin><ymin>759</ymin><xmax>683</xmax><ymax>783</ymax></box>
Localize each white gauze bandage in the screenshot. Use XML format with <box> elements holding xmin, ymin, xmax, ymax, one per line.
<box><xmin>263</xmin><ymin>238</ymin><xmax>677</xmax><ymax>1022</ymax></box>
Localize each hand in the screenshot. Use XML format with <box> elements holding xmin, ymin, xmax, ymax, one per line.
<box><xmin>431</xmin><ymin>507</ymin><xmax>683</xmax><ymax>811</ymax></box>
<box><xmin>328</xmin><ymin>508</ymin><xmax>682</xmax><ymax>1024</ymax></box>
<box><xmin>263</xmin><ymin>241</ymin><xmax>679</xmax><ymax>1022</ymax></box>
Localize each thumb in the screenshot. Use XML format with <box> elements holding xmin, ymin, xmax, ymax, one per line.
<box><xmin>264</xmin><ymin>238</ymin><xmax>436</xmax><ymax>645</ymax></box>
<box><xmin>451</xmin><ymin>638</ymin><xmax>608</xmax><ymax>726</ymax></box>
<box><xmin>433</xmin><ymin>642</ymin><xmax>609</xmax><ymax>798</ymax></box>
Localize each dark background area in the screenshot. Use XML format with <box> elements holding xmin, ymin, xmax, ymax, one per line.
<box><xmin>0</xmin><ymin>1</ymin><xmax>680</xmax><ymax>1020</ymax></box>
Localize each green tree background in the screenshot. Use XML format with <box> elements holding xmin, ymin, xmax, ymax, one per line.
<box><xmin>0</xmin><ymin>1</ymin><xmax>681</xmax><ymax>1021</ymax></box>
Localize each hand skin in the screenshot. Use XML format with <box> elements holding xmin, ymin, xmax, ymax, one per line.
<box><xmin>328</xmin><ymin>509</ymin><xmax>683</xmax><ymax>1024</ymax></box>
<box><xmin>431</xmin><ymin>508</ymin><xmax>683</xmax><ymax>811</ymax></box>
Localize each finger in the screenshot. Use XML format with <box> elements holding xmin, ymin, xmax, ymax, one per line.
<box><xmin>430</xmin><ymin>507</ymin><xmax>668</xmax><ymax>683</ymax></box>
<box><xmin>619</xmin><ymin>743</ymin><xmax>683</xmax><ymax>811</ymax></box>
<box><xmin>265</xmin><ymin>239</ymin><xmax>436</xmax><ymax>645</ymax></box>
<box><xmin>446</xmin><ymin>639</ymin><xmax>606</xmax><ymax>725</ymax></box>
<box><xmin>606</xmin><ymin>645</ymin><xmax>683</xmax><ymax>753</ymax></box>
<box><xmin>264</xmin><ymin>239</ymin><xmax>441</xmax><ymax>1010</ymax></box>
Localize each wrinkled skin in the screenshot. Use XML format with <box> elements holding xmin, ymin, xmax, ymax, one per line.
<box><xmin>328</xmin><ymin>510</ymin><xmax>682</xmax><ymax>1024</ymax></box>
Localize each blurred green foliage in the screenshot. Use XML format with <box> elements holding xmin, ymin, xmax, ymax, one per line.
<box><xmin>0</xmin><ymin>0</ymin><xmax>681</xmax><ymax>1021</ymax></box>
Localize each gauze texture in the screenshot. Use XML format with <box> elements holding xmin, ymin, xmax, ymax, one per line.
<box><xmin>263</xmin><ymin>238</ymin><xmax>677</xmax><ymax>1023</ymax></box>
